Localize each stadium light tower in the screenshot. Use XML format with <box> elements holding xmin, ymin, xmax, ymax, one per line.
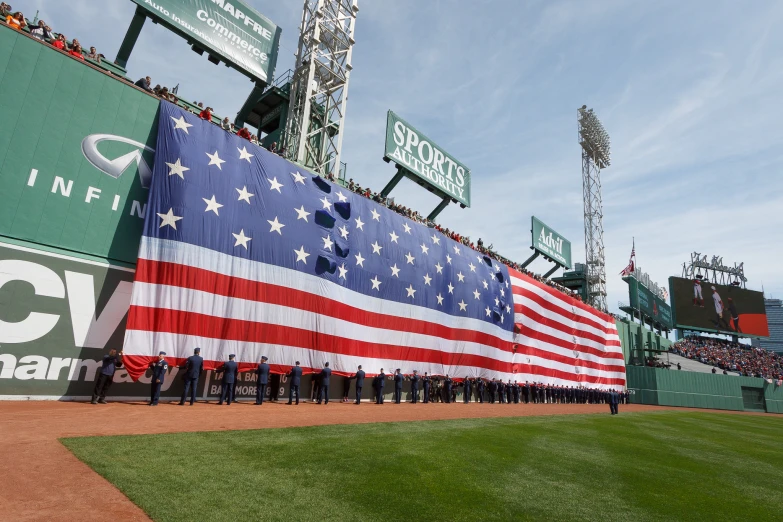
<box><xmin>577</xmin><ymin>105</ymin><xmax>611</xmax><ymax>312</ymax></box>
<box><xmin>284</xmin><ymin>0</ymin><xmax>359</xmax><ymax>175</ymax></box>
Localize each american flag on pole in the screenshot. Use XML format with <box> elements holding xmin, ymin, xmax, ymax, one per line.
<box><xmin>121</xmin><ymin>103</ymin><xmax>625</xmax><ymax>389</ymax></box>
<box><xmin>620</xmin><ymin>239</ymin><xmax>636</xmax><ymax>277</ymax></box>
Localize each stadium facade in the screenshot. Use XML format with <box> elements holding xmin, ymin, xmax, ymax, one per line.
<box><xmin>752</xmin><ymin>299</ymin><xmax>783</xmax><ymax>354</ymax></box>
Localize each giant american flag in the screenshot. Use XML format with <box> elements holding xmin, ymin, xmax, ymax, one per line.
<box><xmin>121</xmin><ymin>102</ymin><xmax>625</xmax><ymax>388</ymax></box>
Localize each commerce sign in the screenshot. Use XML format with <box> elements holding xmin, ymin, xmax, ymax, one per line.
<box><xmin>384</xmin><ymin>110</ymin><xmax>471</xmax><ymax>207</ymax></box>
<box><xmin>131</xmin><ymin>0</ymin><xmax>282</xmax><ymax>83</ymax></box>
<box><xmin>531</xmin><ymin>216</ymin><xmax>572</xmax><ymax>269</ymax></box>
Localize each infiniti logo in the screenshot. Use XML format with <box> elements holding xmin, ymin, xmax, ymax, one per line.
<box><xmin>81</xmin><ymin>134</ymin><xmax>155</xmax><ymax>189</ymax></box>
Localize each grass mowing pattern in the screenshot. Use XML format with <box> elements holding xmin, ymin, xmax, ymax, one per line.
<box><xmin>62</xmin><ymin>411</ymin><xmax>783</xmax><ymax>521</ymax></box>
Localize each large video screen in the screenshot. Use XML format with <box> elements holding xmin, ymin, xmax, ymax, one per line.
<box><xmin>669</xmin><ymin>277</ymin><xmax>769</xmax><ymax>337</ymax></box>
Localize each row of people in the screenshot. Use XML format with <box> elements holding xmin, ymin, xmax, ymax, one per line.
<box><xmin>671</xmin><ymin>337</ymin><xmax>782</xmax><ymax>380</ymax></box>
<box><xmin>3</xmin><ymin>6</ymin><xmax>101</xmax><ymax>61</ymax></box>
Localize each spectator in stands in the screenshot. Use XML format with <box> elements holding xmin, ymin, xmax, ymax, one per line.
<box><xmin>5</xmin><ymin>10</ymin><xmax>25</xmax><ymax>30</ymax></box>
<box><xmin>672</xmin><ymin>336</ymin><xmax>782</xmax><ymax>380</ymax></box>
<box><xmin>68</xmin><ymin>44</ymin><xmax>85</xmax><ymax>61</ymax></box>
<box><xmin>221</xmin><ymin>117</ymin><xmax>232</xmax><ymax>131</ymax></box>
<box><xmin>199</xmin><ymin>106</ymin><xmax>213</xmax><ymax>121</ymax></box>
<box><xmin>0</xmin><ymin>3</ymin><xmax>12</xmax><ymax>17</ymax></box>
<box><xmin>51</xmin><ymin>33</ymin><xmax>67</xmax><ymax>51</ymax></box>
<box><xmin>135</xmin><ymin>76</ymin><xmax>153</xmax><ymax>92</ymax></box>
<box><xmin>268</xmin><ymin>141</ymin><xmax>278</xmax><ymax>153</ymax></box>
<box><xmin>29</xmin><ymin>20</ymin><xmax>52</xmax><ymax>41</ymax></box>
<box><xmin>86</xmin><ymin>46</ymin><xmax>101</xmax><ymax>63</ymax></box>
<box><xmin>237</xmin><ymin>126</ymin><xmax>251</xmax><ymax>140</ymax></box>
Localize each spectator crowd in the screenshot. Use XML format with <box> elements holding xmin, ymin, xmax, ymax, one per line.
<box><xmin>671</xmin><ymin>337</ymin><xmax>783</xmax><ymax>380</ymax></box>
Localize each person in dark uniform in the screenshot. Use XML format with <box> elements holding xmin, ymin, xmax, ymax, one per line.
<box><xmin>443</xmin><ymin>375</ymin><xmax>453</xmax><ymax>403</ymax></box>
<box><xmin>422</xmin><ymin>372</ymin><xmax>431</xmax><ymax>403</ymax></box>
<box><xmin>342</xmin><ymin>374</ymin><xmax>352</xmax><ymax>403</ymax></box>
<box><xmin>393</xmin><ymin>369</ymin><xmax>404</xmax><ymax>404</ymax></box>
<box><xmin>512</xmin><ymin>381</ymin><xmax>520</xmax><ymax>404</ymax></box>
<box><xmin>609</xmin><ymin>390</ymin><xmax>618</xmax><ymax>415</ymax></box>
<box><xmin>91</xmin><ymin>349</ymin><xmax>123</xmax><ymax>404</ymax></box>
<box><xmin>497</xmin><ymin>380</ymin><xmax>505</xmax><ymax>404</ymax></box>
<box><xmin>316</xmin><ymin>362</ymin><xmax>331</xmax><ymax>404</ymax></box>
<box><xmin>506</xmin><ymin>380</ymin><xmax>513</xmax><ymax>404</ymax></box>
<box><xmin>487</xmin><ymin>379</ymin><xmax>495</xmax><ymax>404</ymax></box>
<box><xmin>353</xmin><ymin>365</ymin><xmax>365</xmax><ymax>404</ymax></box>
<box><xmin>178</xmin><ymin>347</ymin><xmax>203</xmax><ymax>406</ymax></box>
<box><xmin>375</xmin><ymin>368</ymin><xmax>386</xmax><ymax>404</ymax></box>
<box><xmin>255</xmin><ymin>355</ymin><xmax>270</xmax><ymax>405</ymax></box>
<box><xmin>410</xmin><ymin>370</ymin><xmax>420</xmax><ymax>403</ymax></box>
<box><xmin>287</xmin><ymin>361</ymin><xmax>303</xmax><ymax>405</ymax></box>
<box><xmin>523</xmin><ymin>381</ymin><xmax>529</xmax><ymax>404</ymax></box>
<box><xmin>148</xmin><ymin>351</ymin><xmax>168</xmax><ymax>406</ymax></box>
<box><xmin>311</xmin><ymin>371</ymin><xmax>321</xmax><ymax>403</ymax></box>
<box><xmin>476</xmin><ymin>378</ymin><xmax>485</xmax><ymax>403</ymax></box>
<box><xmin>462</xmin><ymin>375</ymin><xmax>472</xmax><ymax>404</ymax></box>
<box><xmin>217</xmin><ymin>354</ymin><xmax>238</xmax><ymax>405</ymax></box>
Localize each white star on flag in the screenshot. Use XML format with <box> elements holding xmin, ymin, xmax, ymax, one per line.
<box><xmin>447</xmin><ymin>282</ymin><xmax>454</xmax><ymax>294</ymax></box>
<box><xmin>206</xmin><ymin>150</ymin><xmax>225</xmax><ymax>169</ymax></box>
<box><xmin>436</xmin><ymin>293</ymin><xmax>444</xmax><ymax>305</ymax></box>
<box><xmin>469</xmin><ymin>263</ymin><xmax>476</xmax><ymax>272</ymax></box>
<box><xmin>432</xmin><ymin>234</ymin><xmax>440</xmax><ymax>245</ymax></box>
<box><xmin>338</xmin><ymin>264</ymin><xmax>348</xmax><ymax>280</ymax></box>
<box><xmin>268</xmin><ymin>177</ymin><xmax>283</xmax><ymax>193</ymax></box>
<box><xmin>339</xmin><ymin>225</ymin><xmax>349</xmax><ymax>239</ymax></box>
<box><xmin>370</xmin><ymin>276</ymin><xmax>382</xmax><ymax>290</ymax></box>
<box><xmin>405</xmin><ymin>252</ymin><xmax>415</xmax><ymax>265</ymax></box>
<box><xmin>435</xmin><ymin>262</ymin><xmax>443</xmax><ymax>274</ymax></box>
<box><xmin>291</xmin><ymin>171</ymin><xmax>306</xmax><ymax>184</ymax></box>
<box><xmin>166</xmin><ymin>158</ymin><xmax>190</xmax><ymax>179</ymax></box>
<box><xmin>420</xmin><ymin>243</ymin><xmax>429</xmax><ymax>255</ymax></box>
<box><xmin>354</xmin><ymin>216</ymin><xmax>364</xmax><ymax>230</ymax></box>
<box><xmin>457</xmin><ymin>272</ymin><xmax>465</xmax><ymax>282</ymax></box>
<box><xmin>446</xmin><ymin>254</ymin><xmax>452</xmax><ymax>264</ymax></box>
<box><xmin>322</xmin><ymin>235</ymin><xmax>334</xmax><ymax>251</ymax></box>
<box><xmin>390</xmin><ymin>264</ymin><xmax>400</xmax><ymax>277</ymax></box>
<box><xmin>238</xmin><ymin>146</ymin><xmax>253</xmax><ymax>162</ymax></box>
<box><xmin>336</xmin><ymin>192</ymin><xmax>347</xmax><ymax>202</ymax></box>
<box><xmin>320</xmin><ymin>196</ymin><xmax>332</xmax><ymax>210</ymax></box>
<box><xmin>485</xmin><ymin>306</ymin><xmax>491</xmax><ymax>317</ymax></box>
<box><xmin>505</xmin><ymin>305</ymin><xmax>511</xmax><ymax>313</ymax></box>
<box><xmin>233</xmin><ymin>229</ymin><xmax>252</xmax><ymax>249</ymax></box>
<box><xmin>406</xmin><ymin>285</ymin><xmax>416</xmax><ymax>298</ymax></box>
<box><xmin>500</xmin><ymin>288</ymin><xmax>505</xmax><ymax>297</ymax></box>
<box><xmin>389</xmin><ymin>231</ymin><xmax>399</xmax><ymax>243</ymax></box>
<box><xmin>423</xmin><ymin>273</ymin><xmax>432</xmax><ymax>285</ymax></box>
<box><xmin>170</xmin><ymin>115</ymin><xmax>193</xmax><ymax>133</ymax></box>
<box><xmin>495</xmin><ymin>297</ymin><xmax>500</xmax><ymax>306</ymax></box>
<box><xmin>458</xmin><ymin>300</ymin><xmax>468</xmax><ymax>312</ymax></box>
<box><xmin>403</xmin><ymin>223</ymin><xmax>411</xmax><ymax>234</ymax></box>
<box><xmin>453</xmin><ymin>245</ymin><xmax>461</xmax><ymax>255</ymax></box>
<box><xmin>482</xmin><ymin>280</ymin><xmax>488</xmax><ymax>289</ymax></box>
<box><xmin>294</xmin><ymin>245</ymin><xmax>310</xmax><ymax>263</ymax></box>
<box><xmin>371</xmin><ymin>241</ymin><xmax>382</xmax><ymax>255</ymax></box>
<box><xmin>236</xmin><ymin>186</ymin><xmax>254</xmax><ymax>203</ymax></box>
<box><xmin>294</xmin><ymin>205</ymin><xmax>310</xmax><ymax>221</ymax></box>
<box><xmin>157</xmin><ymin>208</ymin><xmax>182</xmax><ymax>229</ymax></box>
<box><xmin>202</xmin><ymin>195</ymin><xmax>223</xmax><ymax>215</ymax></box>
<box><xmin>267</xmin><ymin>216</ymin><xmax>285</xmax><ymax>235</ymax></box>
<box><xmin>355</xmin><ymin>252</ymin><xmax>365</xmax><ymax>267</ymax></box>
<box><xmin>371</xmin><ymin>209</ymin><xmax>380</xmax><ymax>221</ymax></box>
<box><xmin>473</xmin><ymin>289</ymin><xmax>481</xmax><ymax>300</ymax></box>
<box><xmin>500</xmin><ymin>314</ymin><xmax>504</xmax><ymax>323</ymax></box>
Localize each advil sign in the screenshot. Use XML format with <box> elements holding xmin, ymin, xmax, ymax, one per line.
<box><xmin>531</xmin><ymin>216</ymin><xmax>572</xmax><ymax>269</ymax></box>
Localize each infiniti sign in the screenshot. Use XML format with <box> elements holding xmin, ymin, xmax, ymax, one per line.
<box><xmin>81</xmin><ymin>134</ymin><xmax>155</xmax><ymax>189</ymax></box>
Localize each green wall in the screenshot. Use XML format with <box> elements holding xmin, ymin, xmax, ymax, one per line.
<box><xmin>615</xmin><ymin>318</ymin><xmax>672</xmax><ymax>364</ymax></box>
<box><xmin>626</xmin><ymin>366</ymin><xmax>783</xmax><ymax>413</ymax></box>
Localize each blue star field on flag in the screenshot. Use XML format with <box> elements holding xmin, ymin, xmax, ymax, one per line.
<box><xmin>144</xmin><ymin>102</ymin><xmax>514</xmax><ymax>329</ymax></box>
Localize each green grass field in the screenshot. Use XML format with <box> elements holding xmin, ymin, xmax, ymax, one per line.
<box><xmin>63</xmin><ymin>411</ymin><xmax>783</xmax><ymax>521</ymax></box>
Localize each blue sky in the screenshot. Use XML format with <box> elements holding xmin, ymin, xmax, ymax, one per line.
<box><xmin>26</xmin><ymin>0</ymin><xmax>783</xmax><ymax>310</ymax></box>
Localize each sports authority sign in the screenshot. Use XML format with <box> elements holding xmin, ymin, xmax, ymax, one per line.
<box><xmin>384</xmin><ymin>110</ymin><xmax>471</xmax><ymax>207</ymax></box>
<box><xmin>131</xmin><ymin>0</ymin><xmax>282</xmax><ymax>83</ymax></box>
<box><xmin>531</xmin><ymin>216</ymin><xmax>572</xmax><ymax>269</ymax></box>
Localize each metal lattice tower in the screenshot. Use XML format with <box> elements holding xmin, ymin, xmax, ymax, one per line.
<box><xmin>577</xmin><ymin>106</ymin><xmax>610</xmax><ymax>312</ymax></box>
<box><xmin>284</xmin><ymin>0</ymin><xmax>358</xmax><ymax>175</ymax></box>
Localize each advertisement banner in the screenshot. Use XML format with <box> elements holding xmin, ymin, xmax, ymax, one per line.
<box><xmin>669</xmin><ymin>277</ymin><xmax>769</xmax><ymax>337</ymax></box>
<box><xmin>384</xmin><ymin>110</ymin><xmax>471</xmax><ymax>207</ymax></box>
<box><xmin>131</xmin><ymin>0</ymin><xmax>281</xmax><ymax>83</ymax></box>
<box><xmin>0</xmin><ymin>29</ymin><xmax>159</xmax><ymax>265</ymax></box>
<box><xmin>627</xmin><ymin>277</ymin><xmax>673</xmax><ymax>329</ymax></box>
<box><xmin>531</xmin><ymin>216</ymin><xmax>572</xmax><ymax>269</ymax></box>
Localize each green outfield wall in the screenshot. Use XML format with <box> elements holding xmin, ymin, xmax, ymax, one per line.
<box><xmin>615</xmin><ymin>318</ymin><xmax>672</xmax><ymax>364</ymax></box>
<box><xmin>626</xmin><ymin>366</ymin><xmax>783</xmax><ymax>413</ymax></box>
